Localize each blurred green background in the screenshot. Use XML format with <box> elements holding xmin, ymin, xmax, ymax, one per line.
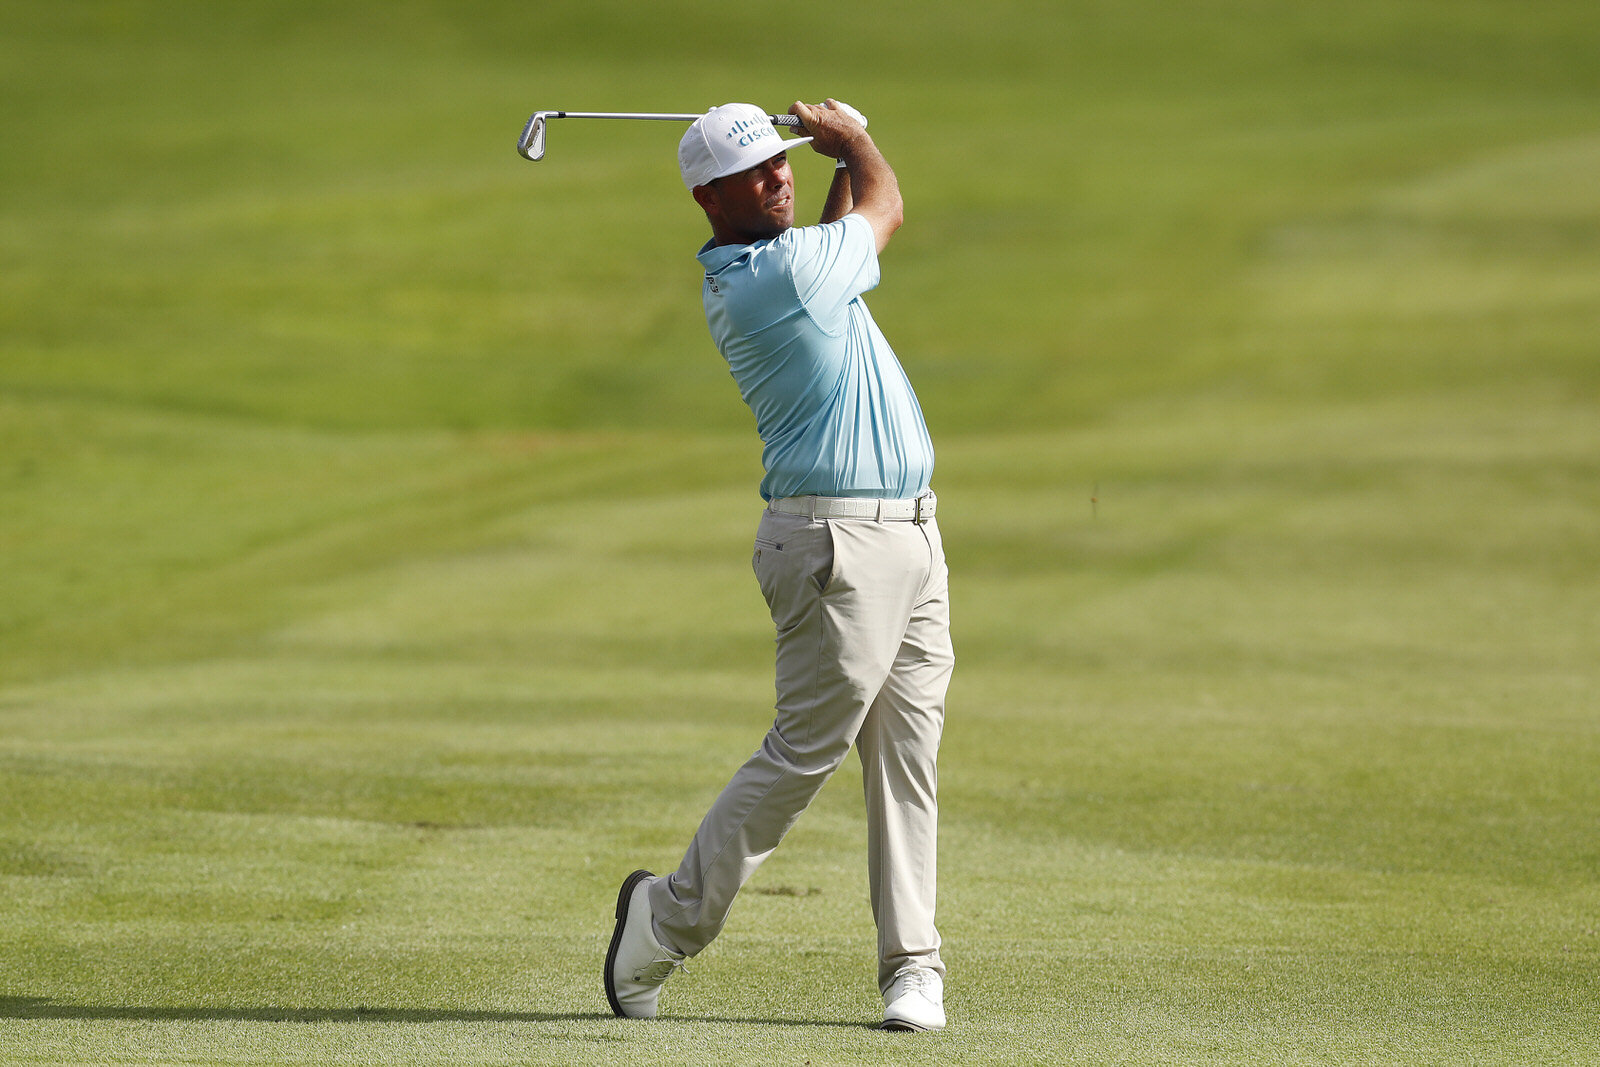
<box><xmin>2</xmin><ymin>2</ymin><xmax>1597</xmax><ymax>1064</ymax></box>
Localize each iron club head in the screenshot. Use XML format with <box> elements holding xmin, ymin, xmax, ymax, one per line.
<box><xmin>517</xmin><ymin>111</ymin><xmax>557</xmax><ymax>161</ymax></box>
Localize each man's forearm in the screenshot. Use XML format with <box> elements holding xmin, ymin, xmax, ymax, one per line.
<box><xmin>820</xmin><ymin>165</ymin><xmax>853</xmax><ymax>224</ymax></box>
<box><xmin>837</xmin><ymin>133</ymin><xmax>903</xmax><ymax>250</ymax></box>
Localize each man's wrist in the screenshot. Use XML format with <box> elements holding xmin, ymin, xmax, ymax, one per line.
<box><xmin>833</xmin><ymin>131</ymin><xmax>875</xmax><ymax>170</ymax></box>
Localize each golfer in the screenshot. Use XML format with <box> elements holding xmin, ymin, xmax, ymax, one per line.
<box><xmin>604</xmin><ymin>99</ymin><xmax>952</xmax><ymax>1033</ymax></box>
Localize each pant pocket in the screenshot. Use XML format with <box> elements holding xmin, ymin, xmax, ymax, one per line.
<box><xmin>811</xmin><ymin>522</ymin><xmax>837</xmax><ymax>593</ymax></box>
<box><xmin>754</xmin><ymin>520</ymin><xmax>834</xmax><ymax>632</ymax></box>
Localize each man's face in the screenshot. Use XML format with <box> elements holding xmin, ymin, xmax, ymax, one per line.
<box><xmin>706</xmin><ymin>151</ymin><xmax>794</xmax><ymax>242</ymax></box>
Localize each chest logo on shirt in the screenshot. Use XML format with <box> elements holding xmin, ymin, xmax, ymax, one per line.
<box><xmin>706</xmin><ymin>274</ymin><xmax>720</xmax><ymax>294</ymax></box>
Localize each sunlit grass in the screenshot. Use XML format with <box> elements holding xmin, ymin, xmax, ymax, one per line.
<box><xmin>3</xmin><ymin>2</ymin><xmax>1598</xmax><ymax>1063</ymax></box>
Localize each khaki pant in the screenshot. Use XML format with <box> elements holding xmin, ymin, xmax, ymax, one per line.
<box><xmin>650</xmin><ymin>506</ymin><xmax>954</xmax><ymax>993</ymax></box>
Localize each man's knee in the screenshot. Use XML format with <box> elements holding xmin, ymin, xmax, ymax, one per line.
<box><xmin>759</xmin><ymin>729</ymin><xmax>853</xmax><ymax>787</ymax></box>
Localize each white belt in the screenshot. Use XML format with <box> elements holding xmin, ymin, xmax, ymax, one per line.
<box><xmin>767</xmin><ymin>493</ymin><xmax>936</xmax><ymax>523</ymax></box>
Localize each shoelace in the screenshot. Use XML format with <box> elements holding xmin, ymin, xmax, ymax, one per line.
<box><xmin>633</xmin><ymin>952</ymin><xmax>689</xmax><ymax>984</ymax></box>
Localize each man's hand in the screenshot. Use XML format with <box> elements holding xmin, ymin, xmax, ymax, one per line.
<box><xmin>821</xmin><ymin>103</ymin><xmax>866</xmax><ymax>171</ymax></box>
<box><xmin>790</xmin><ymin>99</ymin><xmax>869</xmax><ymax>162</ymax></box>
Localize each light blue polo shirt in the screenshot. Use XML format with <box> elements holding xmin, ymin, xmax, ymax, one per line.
<box><xmin>696</xmin><ymin>213</ymin><xmax>934</xmax><ymax>502</ymax></box>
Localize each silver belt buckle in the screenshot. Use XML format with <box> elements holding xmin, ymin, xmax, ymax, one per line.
<box><xmin>913</xmin><ymin>496</ymin><xmax>925</xmax><ymax>524</ymax></box>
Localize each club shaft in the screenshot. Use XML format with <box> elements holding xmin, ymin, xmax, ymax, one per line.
<box><xmin>517</xmin><ymin>110</ymin><xmax>800</xmax><ymax>161</ymax></box>
<box><xmin>542</xmin><ymin>111</ymin><xmax>800</xmax><ymax>124</ymax></box>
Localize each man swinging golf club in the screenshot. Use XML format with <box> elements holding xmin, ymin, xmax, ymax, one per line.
<box><xmin>603</xmin><ymin>98</ymin><xmax>953</xmax><ymax>1032</ymax></box>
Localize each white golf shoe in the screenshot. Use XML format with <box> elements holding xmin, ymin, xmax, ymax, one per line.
<box><xmin>880</xmin><ymin>968</ymin><xmax>945</xmax><ymax>1032</ymax></box>
<box><xmin>604</xmin><ymin>869</ymin><xmax>686</xmax><ymax>1019</ymax></box>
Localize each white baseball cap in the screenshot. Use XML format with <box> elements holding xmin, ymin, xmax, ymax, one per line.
<box><xmin>678</xmin><ymin>102</ymin><xmax>812</xmax><ymax>190</ymax></box>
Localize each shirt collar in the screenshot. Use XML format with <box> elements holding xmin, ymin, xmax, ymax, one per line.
<box><xmin>696</xmin><ymin>238</ymin><xmax>750</xmax><ymax>272</ymax></box>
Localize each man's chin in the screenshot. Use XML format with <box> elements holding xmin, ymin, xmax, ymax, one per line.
<box><xmin>752</xmin><ymin>218</ymin><xmax>792</xmax><ymax>240</ymax></box>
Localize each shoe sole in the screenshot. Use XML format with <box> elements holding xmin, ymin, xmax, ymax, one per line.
<box><xmin>603</xmin><ymin>869</ymin><xmax>655</xmax><ymax>1018</ymax></box>
<box><xmin>878</xmin><ymin>1019</ymin><xmax>941</xmax><ymax>1032</ymax></box>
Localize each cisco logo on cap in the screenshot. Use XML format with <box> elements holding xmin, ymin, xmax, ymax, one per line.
<box><xmin>725</xmin><ymin>118</ymin><xmax>776</xmax><ymax>149</ymax></box>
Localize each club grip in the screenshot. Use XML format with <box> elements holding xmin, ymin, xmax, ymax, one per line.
<box><xmin>769</xmin><ymin>114</ymin><xmax>802</xmax><ymax>127</ymax></box>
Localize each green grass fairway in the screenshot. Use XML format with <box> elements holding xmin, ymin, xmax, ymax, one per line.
<box><xmin>3</xmin><ymin>2</ymin><xmax>1598</xmax><ymax>1064</ymax></box>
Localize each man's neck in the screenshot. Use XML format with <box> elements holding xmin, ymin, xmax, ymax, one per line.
<box><xmin>711</xmin><ymin>221</ymin><xmax>792</xmax><ymax>247</ymax></box>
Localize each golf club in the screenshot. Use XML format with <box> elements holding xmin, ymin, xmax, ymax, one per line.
<box><xmin>516</xmin><ymin>110</ymin><xmax>803</xmax><ymax>162</ymax></box>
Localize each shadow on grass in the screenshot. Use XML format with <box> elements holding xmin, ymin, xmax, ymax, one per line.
<box><xmin>0</xmin><ymin>996</ymin><xmax>870</xmax><ymax>1029</ymax></box>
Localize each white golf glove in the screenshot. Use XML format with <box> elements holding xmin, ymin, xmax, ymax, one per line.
<box><xmin>823</xmin><ymin>100</ymin><xmax>867</xmax><ymax>168</ymax></box>
<box><xmin>825</xmin><ymin>99</ymin><xmax>867</xmax><ymax>129</ymax></box>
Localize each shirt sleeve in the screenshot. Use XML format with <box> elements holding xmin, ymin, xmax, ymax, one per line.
<box><xmin>781</xmin><ymin>214</ymin><xmax>880</xmax><ymax>331</ymax></box>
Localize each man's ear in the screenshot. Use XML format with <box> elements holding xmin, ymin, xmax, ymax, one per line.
<box><xmin>692</xmin><ymin>183</ymin><xmax>719</xmax><ymax>216</ymax></box>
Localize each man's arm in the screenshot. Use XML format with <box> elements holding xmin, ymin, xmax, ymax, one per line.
<box><xmin>819</xmin><ymin>164</ymin><xmax>853</xmax><ymax>226</ymax></box>
<box><xmin>790</xmin><ymin>99</ymin><xmax>903</xmax><ymax>253</ymax></box>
